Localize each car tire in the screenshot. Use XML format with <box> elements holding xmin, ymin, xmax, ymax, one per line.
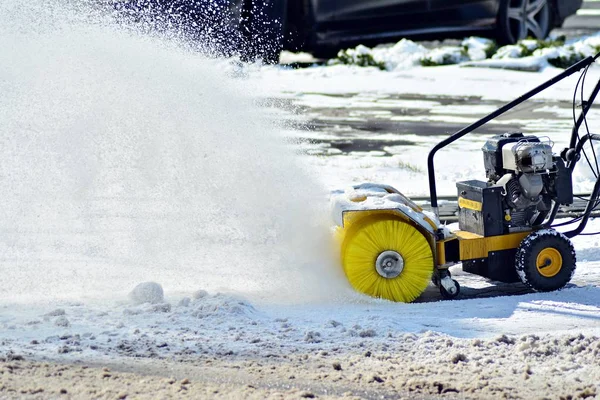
<box><xmin>496</xmin><ymin>0</ymin><xmax>552</xmax><ymax>44</ymax></box>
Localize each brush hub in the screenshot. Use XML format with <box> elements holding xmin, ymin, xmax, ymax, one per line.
<box><xmin>375</xmin><ymin>250</ymin><xmax>404</xmax><ymax>279</ymax></box>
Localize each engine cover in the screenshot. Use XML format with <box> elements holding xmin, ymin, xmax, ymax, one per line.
<box><xmin>482</xmin><ymin>132</ymin><xmax>540</xmax><ymax>181</ymax></box>
<box><xmin>502</xmin><ymin>141</ymin><xmax>553</xmax><ymax>173</ymax></box>
<box><xmin>457</xmin><ymin>132</ymin><xmax>574</xmax><ymax>236</ymax></box>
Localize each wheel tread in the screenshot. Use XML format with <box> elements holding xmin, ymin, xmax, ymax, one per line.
<box><xmin>515</xmin><ymin>229</ymin><xmax>576</xmax><ymax>291</ymax></box>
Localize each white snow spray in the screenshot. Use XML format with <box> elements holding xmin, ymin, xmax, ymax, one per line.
<box><xmin>0</xmin><ymin>0</ymin><xmax>350</xmax><ymax>304</ymax></box>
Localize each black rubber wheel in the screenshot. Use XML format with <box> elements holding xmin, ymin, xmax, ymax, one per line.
<box><xmin>496</xmin><ymin>0</ymin><xmax>551</xmax><ymax>44</ymax></box>
<box><xmin>440</xmin><ymin>279</ymin><xmax>461</xmax><ymax>300</ymax></box>
<box><xmin>515</xmin><ymin>229</ymin><xmax>576</xmax><ymax>291</ymax></box>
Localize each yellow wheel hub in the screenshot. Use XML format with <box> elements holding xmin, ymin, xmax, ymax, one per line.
<box><xmin>536</xmin><ymin>247</ymin><xmax>563</xmax><ymax>278</ymax></box>
<box><xmin>340</xmin><ymin>215</ymin><xmax>433</xmax><ymax>303</ymax></box>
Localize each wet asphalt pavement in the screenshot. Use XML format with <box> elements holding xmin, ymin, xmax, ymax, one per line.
<box><xmin>288</xmin><ymin>94</ymin><xmax>573</xmax><ymax>155</ymax></box>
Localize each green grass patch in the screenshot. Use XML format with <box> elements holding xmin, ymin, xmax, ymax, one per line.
<box><xmin>546</xmin><ymin>43</ymin><xmax>600</xmax><ymax>69</ymax></box>
<box><xmin>519</xmin><ymin>37</ymin><xmax>566</xmax><ymax>57</ymax></box>
<box><xmin>332</xmin><ymin>48</ymin><xmax>386</xmax><ymax>70</ymax></box>
<box><xmin>419</xmin><ymin>48</ymin><xmax>469</xmax><ymax>67</ymax></box>
<box><xmin>397</xmin><ymin>160</ymin><xmax>423</xmax><ymax>173</ymax></box>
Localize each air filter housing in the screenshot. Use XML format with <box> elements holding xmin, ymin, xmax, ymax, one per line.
<box><xmin>482</xmin><ymin>132</ymin><xmax>541</xmax><ymax>181</ymax></box>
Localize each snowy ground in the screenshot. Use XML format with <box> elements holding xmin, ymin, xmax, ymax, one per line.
<box><xmin>2</xmin><ymin>1</ymin><xmax>600</xmax><ymax>399</ymax></box>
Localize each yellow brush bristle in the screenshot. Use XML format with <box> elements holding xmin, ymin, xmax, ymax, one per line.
<box><xmin>340</xmin><ymin>216</ymin><xmax>433</xmax><ymax>303</ymax></box>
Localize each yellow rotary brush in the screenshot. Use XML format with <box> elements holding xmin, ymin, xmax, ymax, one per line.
<box><xmin>340</xmin><ymin>215</ymin><xmax>434</xmax><ymax>303</ymax></box>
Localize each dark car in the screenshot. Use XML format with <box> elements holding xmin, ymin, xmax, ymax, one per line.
<box><xmin>113</xmin><ymin>0</ymin><xmax>583</xmax><ymax>62</ymax></box>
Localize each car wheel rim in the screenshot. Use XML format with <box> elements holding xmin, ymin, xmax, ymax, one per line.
<box><xmin>506</xmin><ymin>0</ymin><xmax>550</xmax><ymax>42</ymax></box>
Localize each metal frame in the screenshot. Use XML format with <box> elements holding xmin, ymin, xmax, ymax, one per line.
<box><xmin>426</xmin><ymin>54</ymin><xmax>600</xmax><ymax>238</ymax></box>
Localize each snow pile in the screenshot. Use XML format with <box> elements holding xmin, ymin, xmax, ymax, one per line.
<box><xmin>420</xmin><ymin>46</ymin><xmax>469</xmax><ymax>66</ymax></box>
<box><xmin>189</xmin><ymin>293</ymin><xmax>257</xmax><ymax>319</ymax></box>
<box><xmin>331</xmin><ymin>44</ymin><xmax>388</xmax><ymax>70</ymax></box>
<box><xmin>420</xmin><ymin>37</ymin><xmax>496</xmax><ymax>66</ymax></box>
<box><xmin>572</xmin><ymin>35</ymin><xmax>600</xmax><ymax>58</ymax></box>
<box><xmin>129</xmin><ymin>282</ymin><xmax>165</xmax><ymax>305</ymax></box>
<box><xmin>485</xmin><ymin>38</ymin><xmax>567</xmax><ymax>71</ymax></box>
<box><xmin>542</xmin><ymin>35</ymin><xmax>600</xmax><ymax>68</ymax></box>
<box><xmin>330</xmin><ymin>37</ymin><xmax>498</xmax><ymax>70</ymax></box>
<box><xmin>328</xmin><ymin>34</ymin><xmax>600</xmax><ymax>71</ymax></box>
<box><xmin>462</xmin><ymin>37</ymin><xmax>496</xmax><ymax>61</ymax></box>
<box><xmin>330</xmin><ymin>37</ymin><xmax>498</xmax><ymax>69</ymax></box>
<box><xmin>475</xmin><ymin>35</ymin><xmax>600</xmax><ymax>71</ymax></box>
<box><xmin>330</xmin><ymin>39</ymin><xmax>428</xmax><ymax>71</ymax></box>
<box><xmin>374</xmin><ymin>39</ymin><xmax>431</xmax><ymax>69</ymax></box>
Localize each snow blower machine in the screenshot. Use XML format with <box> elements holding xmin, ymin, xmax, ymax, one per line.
<box><xmin>331</xmin><ymin>54</ymin><xmax>600</xmax><ymax>303</ymax></box>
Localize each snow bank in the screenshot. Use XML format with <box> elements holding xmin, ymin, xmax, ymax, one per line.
<box><xmin>481</xmin><ymin>36</ymin><xmax>600</xmax><ymax>71</ymax></box>
<box><xmin>326</xmin><ymin>34</ymin><xmax>600</xmax><ymax>72</ymax></box>
<box><xmin>330</xmin><ymin>37</ymin><xmax>495</xmax><ymax>70</ymax></box>
<box><xmin>330</xmin><ymin>40</ymin><xmax>427</xmax><ymax>71</ymax></box>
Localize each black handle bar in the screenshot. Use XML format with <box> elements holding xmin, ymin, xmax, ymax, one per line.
<box><xmin>427</xmin><ymin>55</ymin><xmax>599</xmax><ymax>217</ymax></box>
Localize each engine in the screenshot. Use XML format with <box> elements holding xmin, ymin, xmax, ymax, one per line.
<box><xmin>456</xmin><ymin>132</ymin><xmax>573</xmax><ymax>237</ymax></box>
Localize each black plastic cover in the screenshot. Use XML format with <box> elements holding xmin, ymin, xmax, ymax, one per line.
<box><xmin>553</xmin><ymin>157</ymin><xmax>574</xmax><ymax>205</ymax></box>
<box><xmin>462</xmin><ymin>249</ymin><xmax>520</xmax><ymax>283</ymax></box>
<box><xmin>457</xmin><ymin>180</ymin><xmax>504</xmax><ymax>237</ymax></box>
